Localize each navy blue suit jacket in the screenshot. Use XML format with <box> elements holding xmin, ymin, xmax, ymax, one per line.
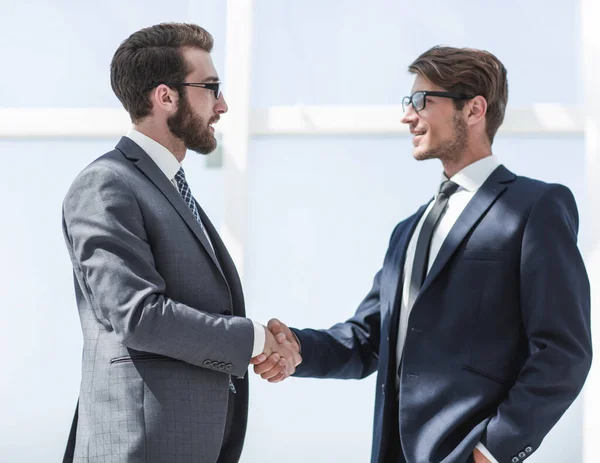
<box><xmin>292</xmin><ymin>165</ymin><xmax>592</xmax><ymax>463</ymax></box>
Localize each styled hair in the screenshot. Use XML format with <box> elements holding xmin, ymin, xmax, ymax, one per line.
<box><xmin>408</xmin><ymin>46</ymin><xmax>508</xmax><ymax>143</ymax></box>
<box><xmin>111</xmin><ymin>23</ymin><xmax>213</xmax><ymax>122</ymax></box>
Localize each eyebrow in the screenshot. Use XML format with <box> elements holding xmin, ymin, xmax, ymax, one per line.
<box><xmin>202</xmin><ymin>75</ymin><xmax>220</xmax><ymax>82</ymax></box>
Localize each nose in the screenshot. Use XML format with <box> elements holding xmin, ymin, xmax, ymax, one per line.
<box><xmin>216</xmin><ymin>93</ymin><xmax>228</xmax><ymax>114</ymax></box>
<box><xmin>401</xmin><ymin>104</ymin><xmax>417</xmax><ymax>125</ymax></box>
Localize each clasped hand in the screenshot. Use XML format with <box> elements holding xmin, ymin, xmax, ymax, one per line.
<box><xmin>250</xmin><ymin>319</ymin><xmax>301</xmax><ymax>383</ymax></box>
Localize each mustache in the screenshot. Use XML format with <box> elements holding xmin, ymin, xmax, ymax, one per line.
<box><xmin>208</xmin><ymin>116</ymin><xmax>220</xmax><ymax>125</ymax></box>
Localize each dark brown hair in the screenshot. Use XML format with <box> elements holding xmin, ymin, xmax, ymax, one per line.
<box><xmin>111</xmin><ymin>23</ymin><xmax>213</xmax><ymax>122</ymax></box>
<box><xmin>408</xmin><ymin>46</ymin><xmax>508</xmax><ymax>143</ymax></box>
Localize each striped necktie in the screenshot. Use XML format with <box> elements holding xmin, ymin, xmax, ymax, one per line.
<box><xmin>174</xmin><ymin>167</ymin><xmax>214</xmax><ymax>253</ymax></box>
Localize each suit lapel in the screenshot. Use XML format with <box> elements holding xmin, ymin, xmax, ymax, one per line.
<box><xmin>385</xmin><ymin>203</ymin><xmax>429</xmax><ymax>320</ymax></box>
<box><xmin>415</xmin><ymin>165</ymin><xmax>516</xmax><ymax>302</ymax></box>
<box><xmin>115</xmin><ymin>137</ymin><xmax>225</xmax><ymax>277</ymax></box>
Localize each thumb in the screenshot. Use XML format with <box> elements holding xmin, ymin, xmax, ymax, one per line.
<box><xmin>268</xmin><ymin>318</ymin><xmax>283</xmax><ymax>334</ymax></box>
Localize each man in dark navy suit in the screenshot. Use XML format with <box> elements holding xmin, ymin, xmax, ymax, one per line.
<box><xmin>253</xmin><ymin>46</ymin><xmax>592</xmax><ymax>463</ymax></box>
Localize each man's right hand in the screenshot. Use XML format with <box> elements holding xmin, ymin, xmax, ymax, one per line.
<box><xmin>267</xmin><ymin>318</ymin><xmax>300</xmax><ymax>350</ymax></box>
<box><xmin>250</xmin><ymin>325</ymin><xmax>302</xmax><ymax>383</ymax></box>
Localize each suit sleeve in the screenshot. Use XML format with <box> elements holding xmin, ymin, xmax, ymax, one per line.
<box><xmin>62</xmin><ymin>165</ymin><xmax>254</xmax><ymax>377</ymax></box>
<box><xmin>291</xmin><ymin>267</ymin><xmax>382</xmax><ymax>380</ymax></box>
<box><xmin>480</xmin><ymin>184</ymin><xmax>592</xmax><ymax>461</ymax></box>
<box><xmin>290</xmin><ymin>221</ymin><xmax>406</xmax><ymax>380</ymax></box>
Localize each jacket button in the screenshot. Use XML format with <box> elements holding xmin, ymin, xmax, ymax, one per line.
<box><xmin>225</xmin><ymin>364</ymin><xmax>233</xmax><ymax>371</ymax></box>
<box><xmin>203</xmin><ymin>360</ymin><xmax>212</xmax><ymax>366</ymax></box>
<box><xmin>211</xmin><ymin>361</ymin><xmax>219</xmax><ymax>368</ymax></box>
<box><xmin>512</xmin><ymin>457</ymin><xmax>519</xmax><ymax>463</ymax></box>
<box><xmin>218</xmin><ymin>362</ymin><xmax>226</xmax><ymax>370</ymax></box>
<box><xmin>525</xmin><ymin>447</ymin><xmax>532</xmax><ymax>453</ymax></box>
<box><xmin>519</xmin><ymin>452</ymin><xmax>526</xmax><ymax>459</ymax></box>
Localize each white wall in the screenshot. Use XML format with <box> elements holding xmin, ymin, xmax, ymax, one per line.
<box><xmin>250</xmin><ymin>0</ymin><xmax>581</xmax><ymax>107</ymax></box>
<box><xmin>0</xmin><ymin>0</ymin><xmax>227</xmax><ymax>107</ymax></box>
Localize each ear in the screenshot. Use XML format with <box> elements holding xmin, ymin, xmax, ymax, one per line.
<box><xmin>150</xmin><ymin>84</ymin><xmax>179</xmax><ymax>114</ymax></box>
<box><xmin>465</xmin><ymin>95</ymin><xmax>487</xmax><ymax>127</ymax></box>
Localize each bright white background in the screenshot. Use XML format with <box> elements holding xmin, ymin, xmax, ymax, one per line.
<box><xmin>0</xmin><ymin>1</ymin><xmax>594</xmax><ymax>462</ymax></box>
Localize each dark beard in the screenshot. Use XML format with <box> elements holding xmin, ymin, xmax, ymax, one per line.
<box><xmin>416</xmin><ymin>111</ymin><xmax>468</xmax><ymax>163</ymax></box>
<box><xmin>167</xmin><ymin>93</ymin><xmax>217</xmax><ymax>155</ymax></box>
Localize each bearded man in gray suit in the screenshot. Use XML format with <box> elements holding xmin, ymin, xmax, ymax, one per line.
<box><xmin>61</xmin><ymin>23</ymin><xmax>301</xmax><ymax>463</ymax></box>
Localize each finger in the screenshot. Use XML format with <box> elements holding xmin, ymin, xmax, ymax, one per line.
<box><xmin>275</xmin><ymin>333</ymin><xmax>287</xmax><ymax>344</ymax></box>
<box><xmin>250</xmin><ymin>353</ymin><xmax>267</xmax><ymax>364</ymax></box>
<box><xmin>253</xmin><ymin>353</ymin><xmax>280</xmax><ymax>375</ymax></box>
<box><xmin>293</xmin><ymin>352</ymin><xmax>302</xmax><ymax>367</ymax></box>
<box><xmin>290</xmin><ymin>340</ymin><xmax>301</xmax><ymax>354</ymax></box>
<box><xmin>275</xmin><ymin>345</ymin><xmax>298</xmax><ymax>374</ymax></box>
<box><xmin>268</xmin><ymin>369</ymin><xmax>288</xmax><ymax>383</ymax></box>
<box><xmin>282</xmin><ymin>344</ymin><xmax>301</xmax><ymax>367</ymax></box>
<box><xmin>261</xmin><ymin>358</ymin><xmax>287</xmax><ymax>380</ymax></box>
<box><xmin>282</xmin><ymin>357</ymin><xmax>295</xmax><ymax>377</ymax></box>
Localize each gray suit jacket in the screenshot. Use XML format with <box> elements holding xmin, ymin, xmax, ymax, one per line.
<box><xmin>61</xmin><ymin>137</ymin><xmax>255</xmax><ymax>463</ymax></box>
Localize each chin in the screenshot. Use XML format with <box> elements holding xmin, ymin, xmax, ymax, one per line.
<box><xmin>203</xmin><ymin>144</ymin><xmax>217</xmax><ymax>155</ymax></box>
<box><xmin>413</xmin><ymin>147</ymin><xmax>434</xmax><ymax>161</ymax></box>
<box><xmin>189</xmin><ymin>132</ymin><xmax>218</xmax><ymax>155</ymax></box>
<box><xmin>188</xmin><ymin>141</ymin><xmax>217</xmax><ymax>155</ymax></box>
<box><xmin>206</xmin><ymin>134</ymin><xmax>217</xmax><ymax>151</ymax></box>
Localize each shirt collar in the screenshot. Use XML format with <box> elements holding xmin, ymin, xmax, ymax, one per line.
<box><xmin>125</xmin><ymin>127</ymin><xmax>181</xmax><ymax>181</ymax></box>
<box><xmin>436</xmin><ymin>155</ymin><xmax>501</xmax><ymax>195</ymax></box>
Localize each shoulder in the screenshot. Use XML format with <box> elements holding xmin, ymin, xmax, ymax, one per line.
<box><xmin>509</xmin><ymin>175</ymin><xmax>579</xmax><ymax>234</ymax></box>
<box><xmin>63</xmin><ymin>149</ymin><xmax>138</xmax><ymax>214</ymax></box>
<box><xmin>512</xmin><ymin>174</ymin><xmax>572</xmax><ymax>198</ymax></box>
<box><xmin>507</xmin><ymin>173</ymin><xmax>576</xmax><ymax>213</ymax></box>
<box><xmin>65</xmin><ymin>149</ymin><xmax>133</xmax><ymax>198</ymax></box>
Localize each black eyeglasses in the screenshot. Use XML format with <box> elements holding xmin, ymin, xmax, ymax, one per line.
<box><xmin>402</xmin><ymin>91</ymin><xmax>472</xmax><ymax>113</ymax></box>
<box><xmin>156</xmin><ymin>82</ymin><xmax>222</xmax><ymax>99</ymax></box>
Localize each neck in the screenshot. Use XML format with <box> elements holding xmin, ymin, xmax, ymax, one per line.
<box><xmin>133</xmin><ymin>120</ymin><xmax>187</xmax><ymax>163</ymax></box>
<box><xmin>441</xmin><ymin>142</ymin><xmax>492</xmax><ymax>178</ymax></box>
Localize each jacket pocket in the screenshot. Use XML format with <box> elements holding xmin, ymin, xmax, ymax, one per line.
<box><xmin>462</xmin><ymin>365</ymin><xmax>507</xmax><ymax>386</ymax></box>
<box><xmin>110</xmin><ymin>354</ymin><xmax>173</xmax><ymax>365</ymax></box>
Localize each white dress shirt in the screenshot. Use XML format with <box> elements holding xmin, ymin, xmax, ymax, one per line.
<box><xmin>395</xmin><ymin>155</ymin><xmax>501</xmax><ymax>463</ymax></box>
<box><xmin>125</xmin><ymin>128</ymin><xmax>265</xmax><ymax>359</ymax></box>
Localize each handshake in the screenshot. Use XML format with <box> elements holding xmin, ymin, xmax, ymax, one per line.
<box><xmin>250</xmin><ymin>319</ymin><xmax>302</xmax><ymax>383</ymax></box>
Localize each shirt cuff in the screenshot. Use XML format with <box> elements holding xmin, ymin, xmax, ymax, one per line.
<box><xmin>476</xmin><ymin>442</ymin><xmax>499</xmax><ymax>463</ymax></box>
<box><xmin>251</xmin><ymin>321</ymin><xmax>266</xmax><ymax>358</ymax></box>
